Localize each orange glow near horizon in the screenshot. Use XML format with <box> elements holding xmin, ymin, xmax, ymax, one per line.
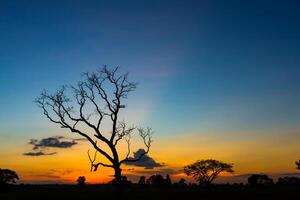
<box><xmin>1</xmin><ymin>125</ymin><xmax>300</xmax><ymax>184</ymax></box>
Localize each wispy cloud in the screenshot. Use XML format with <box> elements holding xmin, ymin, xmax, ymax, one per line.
<box><xmin>23</xmin><ymin>151</ymin><xmax>57</xmax><ymax>156</ymax></box>
<box><xmin>23</xmin><ymin>136</ymin><xmax>84</xmax><ymax>156</ymax></box>
<box><xmin>30</xmin><ymin>136</ymin><xmax>77</xmax><ymax>150</ymax></box>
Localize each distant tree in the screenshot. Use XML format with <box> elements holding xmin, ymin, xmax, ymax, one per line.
<box><xmin>248</xmin><ymin>174</ymin><xmax>273</xmax><ymax>186</ymax></box>
<box><xmin>0</xmin><ymin>169</ymin><xmax>19</xmax><ymax>185</ymax></box>
<box><xmin>146</xmin><ymin>175</ymin><xmax>166</xmax><ymax>187</ymax></box>
<box><xmin>110</xmin><ymin>176</ymin><xmax>132</xmax><ymax>187</ymax></box>
<box><xmin>120</xmin><ymin>176</ymin><xmax>132</xmax><ymax>186</ymax></box>
<box><xmin>178</xmin><ymin>178</ymin><xmax>186</xmax><ymax>185</ymax></box>
<box><xmin>138</xmin><ymin>176</ymin><xmax>146</xmax><ymax>185</ymax></box>
<box><xmin>176</xmin><ymin>178</ymin><xmax>187</xmax><ymax>187</ymax></box>
<box><xmin>76</xmin><ymin>176</ymin><xmax>86</xmax><ymax>188</ymax></box>
<box><xmin>296</xmin><ymin>160</ymin><xmax>300</xmax><ymax>170</ymax></box>
<box><xmin>35</xmin><ymin>66</ymin><xmax>153</xmax><ymax>199</ymax></box>
<box><xmin>184</xmin><ymin>159</ymin><xmax>234</xmax><ymax>186</ymax></box>
<box><xmin>165</xmin><ymin>174</ymin><xmax>172</xmax><ymax>186</ymax></box>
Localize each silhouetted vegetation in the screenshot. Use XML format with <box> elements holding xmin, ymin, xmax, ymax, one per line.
<box><xmin>110</xmin><ymin>176</ymin><xmax>132</xmax><ymax>187</ymax></box>
<box><xmin>35</xmin><ymin>66</ymin><xmax>153</xmax><ymax>199</ymax></box>
<box><xmin>184</xmin><ymin>159</ymin><xmax>234</xmax><ymax>186</ymax></box>
<box><xmin>2</xmin><ymin>163</ymin><xmax>300</xmax><ymax>199</ymax></box>
<box><xmin>277</xmin><ymin>176</ymin><xmax>300</xmax><ymax>186</ymax></box>
<box><xmin>138</xmin><ymin>176</ymin><xmax>146</xmax><ymax>185</ymax></box>
<box><xmin>165</xmin><ymin>174</ymin><xmax>172</xmax><ymax>186</ymax></box>
<box><xmin>146</xmin><ymin>174</ymin><xmax>172</xmax><ymax>187</ymax></box>
<box><xmin>0</xmin><ymin>169</ymin><xmax>19</xmax><ymax>186</ymax></box>
<box><xmin>175</xmin><ymin>178</ymin><xmax>187</xmax><ymax>187</ymax></box>
<box><xmin>76</xmin><ymin>176</ymin><xmax>86</xmax><ymax>189</ymax></box>
<box><xmin>248</xmin><ymin>174</ymin><xmax>273</xmax><ymax>186</ymax></box>
<box><xmin>1</xmin><ymin>181</ymin><xmax>300</xmax><ymax>200</ymax></box>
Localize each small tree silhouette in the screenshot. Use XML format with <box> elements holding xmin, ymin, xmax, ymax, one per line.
<box><xmin>165</xmin><ymin>174</ymin><xmax>172</xmax><ymax>186</ymax></box>
<box><xmin>76</xmin><ymin>176</ymin><xmax>86</xmax><ymax>188</ymax></box>
<box><xmin>146</xmin><ymin>175</ymin><xmax>165</xmax><ymax>186</ymax></box>
<box><xmin>110</xmin><ymin>176</ymin><xmax>132</xmax><ymax>187</ymax></box>
<box><xmin>178</xmin><ymin>178</ymin><xmax>187</xmax><ymax>186</ymax></box>
<box><xmin>0</xmin><ymin>169</ymin><xmax>19</xmax><ymax>186</ymax></box>
<box><xmin>138</xmin><ymin>176</ymin><xmax>146</xmax><ymax>185</ymax></box>
<box><xmin>184</xmin><ymin>159</ymin><xmax>234</xmax><ymax>186</ymax></box>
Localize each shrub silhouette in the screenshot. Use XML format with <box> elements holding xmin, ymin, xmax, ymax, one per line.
<box><xmin>76</xmin><ymin>176</ymin><xmax>86</xmax><ymax>188</ymax></box>
<box><xmin>174</xmin><ymin>178</ymin><xmax>187</xmax><ymax>187</ymax></box>
<box><xmin>146</xmin><ymin>174</ymin><xmax>172</xmax><ymax>187</ymax></box>
<box><xmin>146</xmin><ymin>175</ymin><xmax>165</xmax><ymax>186</ymax></box>
<box><xmin>138</xmin><ymin>176</ymin><xmax>146</xmax><ymax>185</ymax></box>
<box><xmin>110</xmin><ymin>176</ymin><xmax>132</xmax><ymax>187</ymax></box>
<box><xmin>248</xmin><ymin>174</ymin><xmax>273</xmax><ymax>186</ymax></box>
<box><xmin>178</xmin><ymin>178</ymin><xmax>187</xmax><ymax>186</ymax></box>
<box><xmin>165</xmin><ymin>174</ymin><xmax>172</xmax><ymax>186</ymax></box>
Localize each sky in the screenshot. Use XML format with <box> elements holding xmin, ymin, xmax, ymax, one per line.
<box><xmin>0</xmin><ymin>0</ymin><xmax>300</xmax><ymax>184</ymax></box>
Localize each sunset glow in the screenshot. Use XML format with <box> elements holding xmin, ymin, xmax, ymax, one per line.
<box><xmin>1</xmin><ymin>0</ymin><xmax>300</xmax><ymax>185</ymax></box>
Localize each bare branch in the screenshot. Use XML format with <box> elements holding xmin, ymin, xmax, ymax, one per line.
<box><xmin>35</xmin><ymin>89</ymin><xmax>114</xmax><ymax>163</ymax></box>
<box><xmin>120</xmin><ymin>127</ymin><xmax>153</xmax><ymax>164</ymax></box>
<box><xmin>35</xmin><ymin>66</ymin><xmax>153</xmax><ymax>185</ymax></box>
<box><xmin>88</xmin><ymin>149</ymin><xmax>113</xmax><ymax>171</ymax></box>
<box><xmin>124</xmin><ymin>134</ymin><xmax>132</xmax><ymax>160</ymax></box>
<box><xmin>114</xmin><ymin>121</ymin><xmax>135</xmax><ymax>146</ymax></box>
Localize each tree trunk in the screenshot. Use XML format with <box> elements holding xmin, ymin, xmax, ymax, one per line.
<box><xmin>114</xmin><ymin>165</ymin><xmax>122</xmax><ymax>200</ymax></box>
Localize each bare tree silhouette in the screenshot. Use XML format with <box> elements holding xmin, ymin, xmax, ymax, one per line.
<box><xmin>35</xmin><ymin>66</ymin><xmax>153</xmax><ymax>199</ymax></box>
<box><xmin>184</xmin><ymin>159</ymin><xmax>234</xmax><ymax>186</ymax></box>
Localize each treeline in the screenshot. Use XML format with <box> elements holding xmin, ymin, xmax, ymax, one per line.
<box><xmin>73</xmin><ymin>173</ymin><xmax>300</xmax><ymax>189</ymax></box>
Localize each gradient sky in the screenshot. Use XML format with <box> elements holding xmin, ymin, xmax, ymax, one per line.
<box><xmin>1</xmin><ymin>0</ymin><xmax>300</xmax><ymax>184</ymax></box>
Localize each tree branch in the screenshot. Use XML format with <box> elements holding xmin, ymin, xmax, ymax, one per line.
<box><xmin>120</xmin><ymin>127</ymin><xmax>153</xmax><ymax>164</ymax></box>
<box><xmin>35</xmin><ymin>66</ymin><xmax>152</xmax><ymax>179</ymax></box>
<box><xmin>88</xmin><ymin>149</ymin><xmax>113</xmax><ymax>171</ymax></box>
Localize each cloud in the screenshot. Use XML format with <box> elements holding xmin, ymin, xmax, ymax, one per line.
<box><xmin>124</xmin><ymin>149</ymin><xmax>165</xmax><ymax>169</ymax></box>
<box><xmin>29</xmin><ymin>136</ymin><xmax>77</xmax><ymax>150</ymax></box>
<box><xmin>23</xmin><ymin>136</ymin><xmax>84</xmax><ymax>157</ymax></box>
<box><xmin>23</xmin><ymin>151</ymin><xmax>57</xmax><ymax>156</ymax></box>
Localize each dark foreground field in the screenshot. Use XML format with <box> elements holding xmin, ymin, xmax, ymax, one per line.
<box><xmin>1</xmin><ymin>184</ymin><xmax>300</xmax><ymax>200</ymax></box>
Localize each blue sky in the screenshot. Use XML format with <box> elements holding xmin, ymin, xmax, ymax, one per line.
<box><xmin>1</xmin><ymin>0</ymin><xmax>300</xmax><ymax>132</ymax></box>
<box><xmin>1</xmin><ymin>1</ymin><xmax>300</xmax><ymax>180</ymax></box>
